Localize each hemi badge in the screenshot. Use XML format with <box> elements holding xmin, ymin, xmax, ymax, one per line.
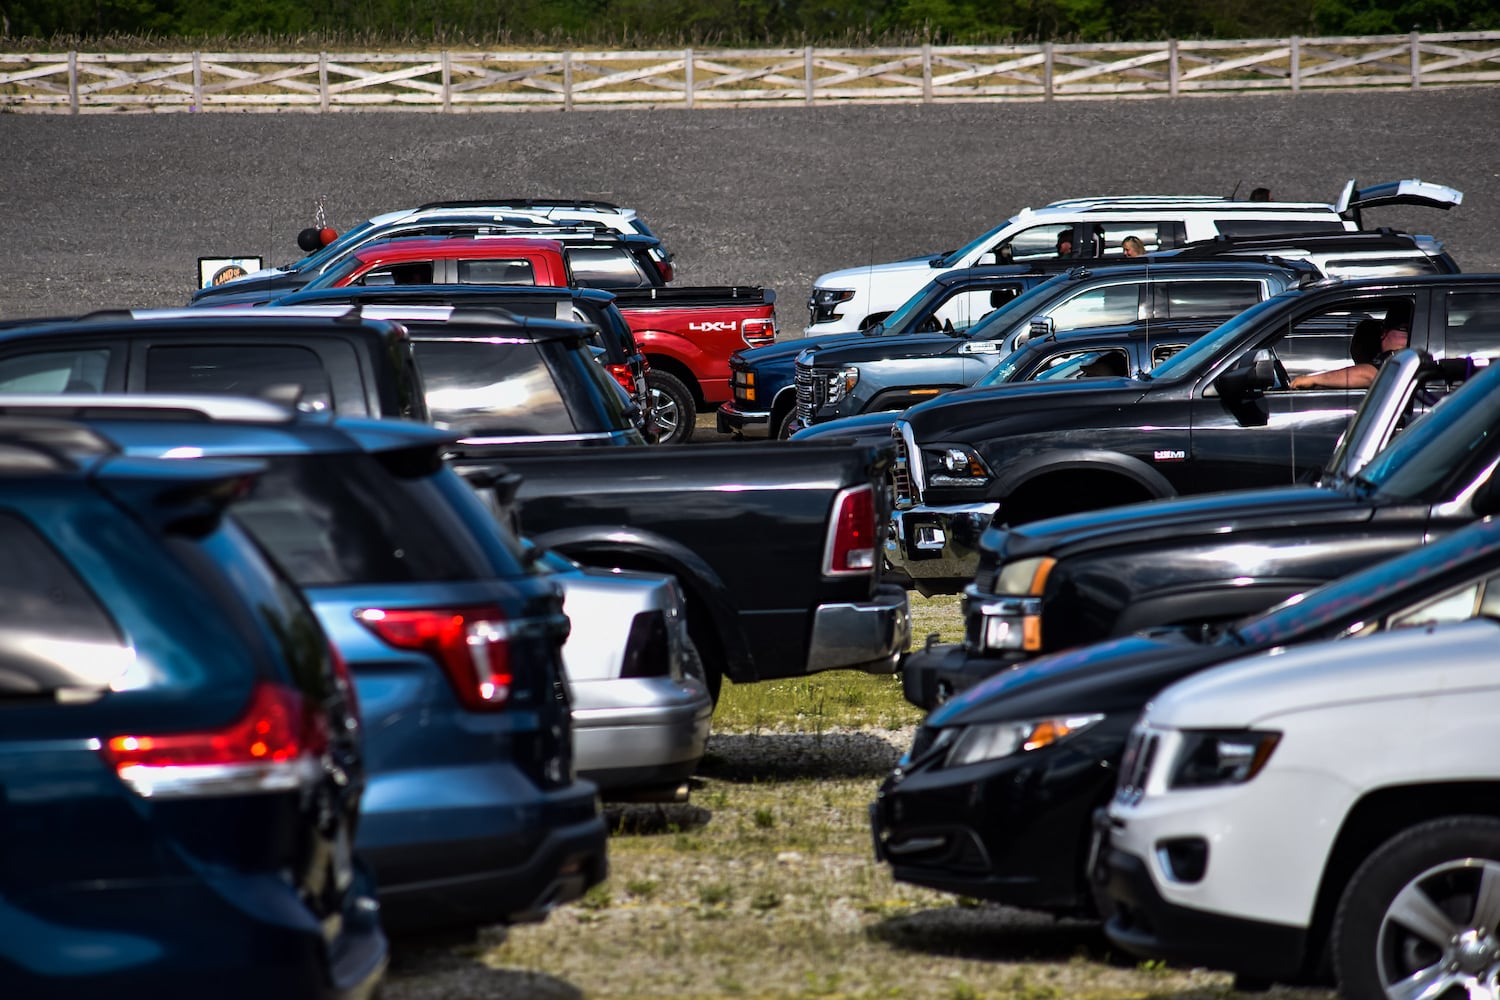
<box><xmin>1153</xmin><ymin>450</ymin><xmax>1186</xmax><ymax>461</ymax></box>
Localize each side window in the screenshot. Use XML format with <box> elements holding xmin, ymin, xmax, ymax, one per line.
<box><xmin>1387</xmin><ymin>576</ymin><xmax>1494</xmax><ymax>630</ymax></box>
<box><xmin>1322</xmin><ymin>257</ymin><xmax>1439</xmax><ymax>279</ymax></box>
<box><xmin>1154</xmin><ymin>280</ymin><xmax>1265</xmax><ymax>321</ymax></box>
<box><xmin>1094</xmin><ymin>222</ymin><xmax>1167</xmax><ymax>258</ymax></box>
<box><xmin>932</xmin><ymin>288</ymin><xmax>1015</xmax><ymax>333</ymax></box>
<box><xmin>1274</xmin><ymin>299</ymin><xmax>1416</xmax><ymax>379</ymax></box>
<box><xmin>356</xmin><ymin>262</ymin><xmax>433</xmax><ymax>286</ymax></box>
<box><xmin>1040</xmin><ymin>283</ymin><xmax>1141</xmax><ymax>333</ymax></box>
<box><xmin>457</xmin><ymin>258</ymin><xmax>537</xmax><ymax>286</ymax></box>
<box><xmin>1214</xmin><ymin>219</ymin><xmax>1346</xmax><ymax>238</ymax></box>
<box><xmin>413</xmin><ymin>339</ymin><xmax>576</xmax><ymax>437</ymax></box>
<box><xmin>145</xmin><ymin>344</ymin><xmax>334</xmax><ymax>412</ymax></box>
<box><xmin>1150</xmin><ymin>343</ymin><xmax>1190</xmax><ymax>367</ymax></box>
<box><xmin>0</xmin><ymin>348</ymin><xmax>110</xmax><ymax>394</ymax></box>
<box><xmin>1032</xmin><ymin>348</ymin><xmax>1130</xmax><ymax>380</ymax></box>
<box><xmin>564</xmin><ymin>248</ymin><xmax>650</xmax><ymax>289</ymax></box>
<box><xmin>1442</xmin><ymin>291</ymin><xmax>1500</xmax><ymax>361</ymax></box>
<box><xmin>996</xmin><ymin>225</ymin><xmax>1074</xmax><ymax>262</ymax></box>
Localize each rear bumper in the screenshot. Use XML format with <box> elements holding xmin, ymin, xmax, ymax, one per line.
<box><xmin>573</xmin><ymin>678</ymin><xmax>713</xmax><ymax>792</ymax></box>
<box><xmin>716</xmin><ymin>401</ymin><xmax>770</xmax><ymax>436</ymax></box>
<box><xmin>807</xmin><ymin>583</ymin><xmax>911</xmax><ymax>674</ymax></box>
<box><xmin>357</xmin><ymin>764</ymin><xmax>607</xmax><ymax>933</ymax></box>
<box><xmin>884</xmin><ymin>503</ymin><xmax>998</xmax><ymax>595</ymax></box>
<box><xmin>1</xmin><ymin>870</ymin><xmax>387</xmax><ymax>999</ymax></box>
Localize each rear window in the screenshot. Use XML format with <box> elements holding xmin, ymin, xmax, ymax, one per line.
<box><xmin>565</xmin><ymin>247</ymin><xmax>652</xmax><ymax>289</ymax></box>
<box><xmin>0</xmin><ymin>510</ymin><xmax>117</xmax><ymax>642</ymax></box>
<box><xmin>231</xmin><ymin>453</ymin><xmax>524</xmax><ymax>585</ymax></box>
<box><xmin>415</xmin><ymin>339</ymin><xmax>579</xmax><ymax>436</ymax></box>
<box><xmin>145</xmin><ymin>344</ymin><xmax>333</xmax><ymax>412</ymax></box>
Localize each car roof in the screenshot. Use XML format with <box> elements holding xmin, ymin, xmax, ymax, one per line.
<box><xmin>349</xmin><ymin>235</ymin><xmax>567</xmax><ymax>262</ymax></box>
<box><xmin>275</xmin><ymin>284</ymin><xmax>618</xmax><ymax>309</ymax></box>
<box><xmin>0</xmin><ymin>309</ymin><xmax>410</xmax><ymax>344</ymax></box>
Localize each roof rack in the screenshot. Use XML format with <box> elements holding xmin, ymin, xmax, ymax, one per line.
<box><xmin>416</xmin><ymin>198</ymin><xmax>625</xmax><ymax>212</ymax></box>
<box><xmin>0</xmin><ymin>416</ymin><xmax>119</xmax><ymax>473</ymax></box>
<box><xmin>0</xmin><ymin>395</ymin><xmax>298</xmax><ymax>423</ymax></box>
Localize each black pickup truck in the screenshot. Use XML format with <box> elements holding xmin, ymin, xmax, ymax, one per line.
<box><xmin>0</xmin><ymin>306</ymin><xmax>909</xmax><ymax>701</ymax></box>
<box><xmin>885</xmin><ymin>272</ymin><xmax>1500</xmax><ymax>596</ymax></box>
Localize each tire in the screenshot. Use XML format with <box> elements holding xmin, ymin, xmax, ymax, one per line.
<box><xmin>772</xmin><ymin>408</ymin><xmax>797</xmax><ymax>441</ymax></box>
<box><xmin>647</xmin><ymin>370</ymin><xmax>695</xmax><ymax>445</ymax></box>
<box><xmin>1332</xmin><ymin>815</ymin><xmax>1500</xmax><ymax>1000</ymax></box>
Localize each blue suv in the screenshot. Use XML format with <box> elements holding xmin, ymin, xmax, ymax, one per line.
<box><xmin>0</xmin><ymin>417</ymin><xmax>386</xmax><ymax>997</ymax></box>
<box><xmin>1</xmin><ymin>395</ymin><xmax>610</xmax><ymax>937</ymax></box>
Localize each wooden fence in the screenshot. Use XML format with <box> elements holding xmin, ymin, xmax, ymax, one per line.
<box><xmin>2</xmin><ymin>31</ymin><xmax>1498</xmax><ymax>113</ymax></box>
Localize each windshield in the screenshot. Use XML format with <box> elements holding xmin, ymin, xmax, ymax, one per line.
<box><xmin>1144</xmin><ymin>291</ymin><xmax>1291</xmax><ymax>381</ymax></box>
<box><xmin>1357</xmin><ymin>361</ymin><xmax>1500</xmax><ymax>502</ymax></box>
<box><xmin>1232</xmin><ymin>516</ymin><xmax>1500</xmax><ymax>647</ymax></box>
<box><xmin>935</xmin><ymin>216</ymin><xmax>1021</xmax><ymax>268</ymax></box>
<box><xmin>956</xmin><ymin>273</ymin><xmax>1072</xmax><ymax>342</ymax></box>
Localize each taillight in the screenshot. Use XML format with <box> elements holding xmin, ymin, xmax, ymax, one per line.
<box><xmin>100</xmin><ymin>682</ymin><xmax>328</xmax><ymax>799</ymax></box>
<box><xmin>823</xmin><ymin>484</ymin><xmax>877</xmax><ymax>575</ymax></box>
<box><xmin>607</xmin><ymin>362</ymin><xmax>636</xmax><ymax>393</ymax></box>
<box><xmin>354</xmin><ymin>606</ymin><xmax>512</xmax><ymax>711</ymax></box>
<box><xmin>655</xmin><ymin>259</ymin><xmax>674</xmax><ymax>283</ymax></box>
<box><xmin>742</xmin><ymin>317</ymin><xmax>776</xmax><ymax>348</ymax></box>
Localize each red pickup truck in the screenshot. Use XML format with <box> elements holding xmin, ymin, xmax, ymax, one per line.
<box><xmin>290</xmin><ymin>233</ymin><xmax>777</xmax><ymax>443</ymax></box>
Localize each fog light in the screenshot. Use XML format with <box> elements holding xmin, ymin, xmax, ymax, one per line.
<box><xmin>1157</xmin><ymin>837</ymin><xmax>1209</xmax><ymax>883</ymax></box>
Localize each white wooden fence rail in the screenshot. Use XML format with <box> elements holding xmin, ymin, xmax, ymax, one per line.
<box><xmin>2</xmin><ymin>31</ymin><xmax>1497</xmax><ymax>113</ymax></box>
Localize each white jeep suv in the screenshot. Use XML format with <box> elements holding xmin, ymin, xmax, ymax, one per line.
<box><xmin>1097</xmin><ymin>614</ymin><xmax>1500</xmax><ymax>997</ymax></box>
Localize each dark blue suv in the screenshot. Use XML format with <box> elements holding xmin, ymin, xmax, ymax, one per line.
<box><xmin>0</xmin><ymin>417</ymin><xmax>386</xmax><ymax>997</ymax></box>
<box><xmin>0</xmin><ymin>396</ymin><xmax>610</xmax><ymax>937</ymax></box>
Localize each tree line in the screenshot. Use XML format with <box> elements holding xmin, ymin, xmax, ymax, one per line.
<box><xmin>4</xmin><ymin>0</ymin><xmax>1498</xmax><ymax>47</ymax></box>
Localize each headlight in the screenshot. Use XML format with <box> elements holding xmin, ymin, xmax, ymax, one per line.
<box><xmin>923</xmin><ymin>446</ymin><xmax>992</xmax><ymax>487</ymax></box>
<box><xmin>825</xmin><ymin>366</ymin><xmax>859</xmax><ymax>401</ymax></box>
<box><xmin>809</xmin><ymin>287</ymin><xmax>856</xmax><ymax>323</ymax></box>
<box><xmin>945</xmin><ymin>714</ymin><xmax>1105</xmax><ymax>767</ymax></box>
<box><xmin>1169</xmin><ymin>730</ymin><xmax>1281</xmax><ymax>788</ymax></box>
<box><xmin>995</xmin><ymin>556</ymin><xmax>1056</xmax><ymax>596</ymax></box>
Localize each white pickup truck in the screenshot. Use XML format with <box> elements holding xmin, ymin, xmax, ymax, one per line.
<box><xmin>804</xmin><ymin>180</ymin><xmax>1463</xmax><ymax>336</ymax></box>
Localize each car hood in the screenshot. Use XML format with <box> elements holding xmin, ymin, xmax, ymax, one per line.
<box><xmin>803</xmin><ymin>333</ymin><xmax>969</xmax><ymax>366</ymax></box>
<box><xmin>814</xmin><ymin>256</ymin><xmax>947</xmax><ymax>288</ymax></box>
<box><xmin>191</xmin><ymin>267</ymin><xmax>306</xmax><ymax>304</ymax></box>
<box><xmin>1147</xmin><ymin>617</ymin><xmax>1500</xmax><ymax>729</ymax></box>
<box><xmin>930</xmin><ymin>628</ymin><xmax>1236</xmax><ymax>726</ymax></box>
<box><xmin>736</xmin><ymin>334</ymin><xmax>864</xmax><ymax>367</ymax></box>
<box><xmin>790</xmin><ymin>410</ymin><xmax>902</xmax><ymax>444</ymax></box>
<box><xmin>991</xmin><ymin>484</ymin><xmax>1372</xmax><ymax>561</ymax></box>
<box><xmin>904</xmin><ymin>377</ymin><xmax>1148</xmax><ymax>434</ymax></box>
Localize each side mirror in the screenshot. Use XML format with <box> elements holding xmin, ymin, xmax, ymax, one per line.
<box><xmin>1215</xmin><ymin>349</ymin><xmax>1277</xmax><ymax>399</ymax></box>
<box><xmin>1030</xmin><ymin>316</ymin><xmax>1055</xmax><ymax>341</ymax></box>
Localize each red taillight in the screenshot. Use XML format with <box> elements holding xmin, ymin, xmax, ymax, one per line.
<box><xmin>607</xmin><ymin>362</ymin><xmax>636</xmax><ymax>393</ymax></box>
<box><xmin>354</xmin><ymin>606</ymin><xmax>512</xmax><ymax>711</ymax></box>
<box><xmin>742</xmin><ymin>317</ymin><xmax>776</xmax><ymax>348</ymax></box>
<box><xmin>824</xmin><ymin>484</ymin><xmax>877</xmax><ymax>575</ymax></box>
<box><xmin>655</xmin><ymin>259</ymin><xmax>674</xmax><ymax>284</ymax></box>
<box><xmin>101</xmin><ymin>682</ymin><xmax>328</xmax><ymax>799</ymax></box>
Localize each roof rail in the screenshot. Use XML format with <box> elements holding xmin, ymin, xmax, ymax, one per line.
<box><xmin>416</xmin><ymin>198</ymin><xmax>625</xmax><ymax>212</ymax></box>
<box><xmin>0</xmin><ymin>416</ymin><xmax>120</xmax><ymax>473</ymax></box>
<box><xmin>0</xmin><ymin>394</ymin><xmax>298</xmax><ymax>422</ymax></box>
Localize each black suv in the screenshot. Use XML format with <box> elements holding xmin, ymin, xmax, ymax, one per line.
<box><xmin>886</xmin><ymin>272</ymin><xmax>1500</xmax><ymax>596</ymax></box>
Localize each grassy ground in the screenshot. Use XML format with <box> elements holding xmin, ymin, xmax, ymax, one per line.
<box><xmin>380</xmin><ymin>595</ymin><xmax>1335</xmax><ymax>1000</ymax></box>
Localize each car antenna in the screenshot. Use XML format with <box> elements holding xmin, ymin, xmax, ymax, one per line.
<box><xmin>1228</xmin><ymin>180</ymin><xmax>1243</xmax><ymax>200</ymax></box>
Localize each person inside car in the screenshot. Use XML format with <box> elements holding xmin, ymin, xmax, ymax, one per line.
<box><xmin>1122</xmin><ymin>236</ymin><xmax>1146</xmax><ymax>257</ymax></box>
<box><xmin>1289</xmin><ymin>307</ymin><xmax>1410</xmax><ymax>389</ymax></box>
<box><xmin>1056</xmin><ymin>231</ymin><xmax>1075</xmax><ymax>257</ymax></box>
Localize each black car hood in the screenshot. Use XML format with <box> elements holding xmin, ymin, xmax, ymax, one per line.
<box><xmin>905</xmin><ymin>377</ymin><xmax>1149</xmax><ymax>436</ymax></box>
<box><xmin>804</xmin><ymin>333</ymin><xmax>972</xmax><ymax>367</ymax></box>
<box><xmin>190</xmin><ymin>268</ymin><xmax>307</xmax><ymax>305</ymax></box>
<box><xmin>990</xmin><ymin>484</ymin><xmax>1373</xmax><ymax>562</ymax></box>
<box><xmin>929</xmin><ymin>628</ymin><xmax>1234</xmax><ymax>725</ymax></box>
<box><xmin>790</xmin><ymin>410</ymin><xmax>901</xmax><ymax>444</ymax></box>
<box><xmin>737</xmin><ymin>333</ymin><xmax>865</xmax><ymax>367</ymax></box>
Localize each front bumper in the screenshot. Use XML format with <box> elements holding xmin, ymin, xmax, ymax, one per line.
<box><xmin>807</xmin><ymin>583</ymin><xmax>911</xmax><ymax>674</ymax></box>
<box><xmin>1097</xmin><ymin>838</ymin><xmax>1310</xmax><ymax>982</ymax></box>
<box><xmin>869</xmin><ymin>731</ymin><xmax>1122</xmax><ymax>915</ymax></box>
<box><xmin>716</xmin><ymin>400</ymin><xmax>770</xmax><ymax>436</ymax></box>
<box><xmin>899</xmin><ymin>640</ymin><xmax>1025</xmax><ymax>711</ymax></box>
<box><xmin>884</xmin><ymin>503</ymin><xmax>998</xmax><ymax>595</ymax></box>
<box><xmin>573</xmin><ymin>676</ymin><xmax>714</xmax><ymax>793</ymax></box>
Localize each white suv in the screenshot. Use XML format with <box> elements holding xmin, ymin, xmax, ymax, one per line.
<box><xmin>805</xmin><ymin>179</ymin><xmax>1462</xmax><ymax>335</ymax></box>
<box><xmin>1096</xmin><ymin>615</ymin><xmax>1500</xmax><ymax>996</ymax></box>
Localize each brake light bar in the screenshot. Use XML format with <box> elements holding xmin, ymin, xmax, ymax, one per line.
<box><xmin>741</xmin><ymin>317</ymin><xmax>776</xmax><ymax>348</ymax></box>
<box><xmin>355</xmin><ymin>606</ymin><xmax>513</xmax><ymax>711</ymax></box>
<box><xmin>101</xmin><ymin>682</ymin><xmax>329</xmax><ymax>799</ymax></box>
<box><xmin>823</xmin><ymin>484</ymin><xmax>877</xmax><ymax>575</ymax></box>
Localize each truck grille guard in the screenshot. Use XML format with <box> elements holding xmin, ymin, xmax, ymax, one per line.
<box><xmin>890</xmin><ymin>420</ymin><xmax>921</xmax><ymax>509</ymax></box>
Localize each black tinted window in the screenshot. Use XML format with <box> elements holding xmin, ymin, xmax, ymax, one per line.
<box><xmin>231</xmin><ymin>453</ymin><xmax>521</xmax><ymax>585</ymax></box>
<box><xmin>1444</xmin><ymin>291</ymin><xmax>1500</xmax><ymax>360</ymax></box>
<box><xmin>415</xmin><ymin>339</ymin><xmax>577</xmax><ymax>436</ymax></box>
<box><xmin>1158</xmin><ymin>280</ymin><xmax>1264</xmax><ymax>319</ymax></box>
<box><xmin>1214</xmin><ymin>220</ymin><xmax>1346</xmax><ymax>238</ymax></box>
<box><xmin>146</xmin><ymin>344</ymin><xmax>333</xmax><ymax>411</ymax></box>
<box><xmin>0</xmin><ymin>511</ymin><xmax>117</xmax><ymax>641</ymax></box>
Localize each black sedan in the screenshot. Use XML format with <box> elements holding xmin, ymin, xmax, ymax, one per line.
<box><xmin>871</xmin><ymin>512</ymin><xmax>1500</xmax><ymax>916</ymax></box>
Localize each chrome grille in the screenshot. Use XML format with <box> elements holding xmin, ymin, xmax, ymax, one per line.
<box><xmin>890</xmin><ymin>425</ymin><xmax>914</xmax><ymax>508</ymax></box>
<box><xmin>793</xmin><ymin>360</ymin><xmax>828</xmax><ymax>424</ymax></box>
